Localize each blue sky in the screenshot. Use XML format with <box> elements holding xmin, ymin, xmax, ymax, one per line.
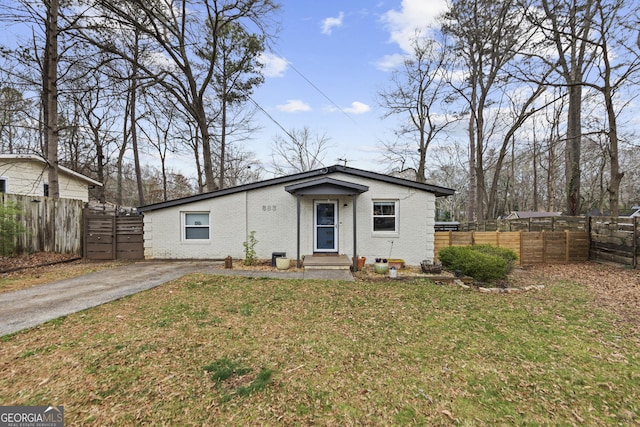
<box><xmin>1</xmin><ymin>0</ymin><xmax>449</xmax><ymax>178</ymax></box>
<box><xmin>246</xmin><ymin>0</ymin><xmax>448</xmax><ymax>174</ymax></box>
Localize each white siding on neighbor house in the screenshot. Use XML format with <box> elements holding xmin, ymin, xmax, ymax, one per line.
<box><xmin>0</xmin><ymin>159</ymin><xmax>93</xmax><ymax>202</ymax></box>
<box><xmin>143</xmin><ymin>172</ymin><xmax>437</xmax><ymax>265</ymax></box>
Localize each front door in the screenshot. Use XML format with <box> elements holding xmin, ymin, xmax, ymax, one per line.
<box><xmin>314</xmin><ymin>201</ymin><xmax>338</xmax><ymax>252</ymax></box>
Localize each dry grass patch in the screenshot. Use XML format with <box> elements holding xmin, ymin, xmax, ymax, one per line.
<box><xmin>1</xmin><ymin>271</ymin><xmax>639</xmax><ymax>425</ymax></box>
<box><xmin>0</xmin><ymin>257</ymin><xmax>133</xmax><ymax>293</ymax></box>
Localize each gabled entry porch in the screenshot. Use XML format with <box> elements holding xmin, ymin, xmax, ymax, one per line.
<box><xmin>285</xmin><ymin>176</ymin><xmax>369</xmax><ymax>271</ymax></box>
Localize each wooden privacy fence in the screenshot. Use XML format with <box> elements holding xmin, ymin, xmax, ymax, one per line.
<box><xmin>1</xmin><ymin>193</ymin><xmax>83</xmax><ymax>254</ymax></box>
<box><xmin>589</xmin><ymin>217</ymin><xmax>639</xmax><ymax>268</ymax></box>
<box><xmin>434</xmin><ymin>230</ymin><xmax>590</xmax><ymax>266</ymax></box>
<box><xmin>83</xmin><ymin>211</ymin><xmax>144</xmax><ymax>260</ymax></box>
<box><xmin>461</xmin><ymin>216</ymin><xmax>587</xmax><ymax>232</ymax></box>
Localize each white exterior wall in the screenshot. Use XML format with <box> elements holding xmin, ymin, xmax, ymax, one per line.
<box><xmin>143</xmin><ymin>172</ymin><xmax>437</xmax><ymax>265</ymax></box>
<box><xmin>0</xmin><ymin>159</ymin><xmax>92</xmax><ymax>202</ymax></box>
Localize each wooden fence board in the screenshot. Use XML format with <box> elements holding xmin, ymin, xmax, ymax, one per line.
<box><xmin>84</xmin><ymin>212</ymin><xmax>144</xmax><ymax>260</ymax></box>
<box><xmin>498</xmin><ymin>232</ymin><xmax>521</xmax><ymax>261</ymax></box>
<box><xmin>451</xmin><ymin>232</ymin><xmax>473</xmax><ymax>246</ymax></box>
<box><xmin>520</xmin><ymin>232</ymin><xmax>544</xmax><ymax>265</ymax></box>
<box><xmin>435</xmin><ymin>230</ymin><xmax>589</xmax><ymax>266</ymax></box>
<box><xmin>589</xmin><ymin>217</ymin><xmax>638</xmax><ymax>267</ymax></box>
<box><xmin>473</xmin><ymin>232</ymin><xmax>498</xmax><ymax>246</ymax></box>
<box><xmin>1</xmin><ymin>194</ymin><xmax>83</xmax><ymax>255</ymax></box>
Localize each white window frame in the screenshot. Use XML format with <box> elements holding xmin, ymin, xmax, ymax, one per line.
<box><xmin>372</xmin><ymin>200</ymin><xmax>399</xmax><ymax>234</ymax></box>
<box><xmin>182</xmin><ymin>211</ymin><xmax>211</xmax><ymax>241</ymax></box>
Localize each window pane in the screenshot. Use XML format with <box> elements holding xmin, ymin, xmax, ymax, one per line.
<box><xmin>0</xmin><ymin>180</ymin><xmax>6</xmax><ymax>193</ymax></box>
<box><xmin>186</xmin><ymin>227</ymin><xmax>209</xmax><ymax>239</ymax></box>
<box><xmin>317</xmin><ymin>203</ymin><xmax>335</xmax><ymax>225</ymax></box>
<box><xmin>185</xmin><ymin>213</ymin><xmax>209</xmax><ymax>226</ymax></box>
<box><xmin>374</xmin><ymin>217</ymin><xmax>396</xmax><ymax>231</ymax></box>
<box><xmin>374</xmin><ymin>202</ymin><xmax>395</xmax><ymax>216</ymax></box>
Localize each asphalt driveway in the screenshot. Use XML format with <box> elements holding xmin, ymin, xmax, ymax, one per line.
<box><xmin>0</xmin><ymin>260</ymin><xmax>352</xmax><ymax>336</ymax></box>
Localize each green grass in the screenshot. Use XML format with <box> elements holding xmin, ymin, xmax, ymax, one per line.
<box><xmin>0</xmin><ymin>274</ymin><xmax>639</xmax><ymax>425</ymax></box>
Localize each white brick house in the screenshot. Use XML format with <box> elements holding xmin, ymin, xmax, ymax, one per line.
<box><xmin>0</xmin><ymin>154</ymin><xmax>101</xmax><ymax>202</ymax></box>
<box><xmin>137</xmin><ymin>165</ymin><xmax>455</xmax><ymax>267</ymax></box>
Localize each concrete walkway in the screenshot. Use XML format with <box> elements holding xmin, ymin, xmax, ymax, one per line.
<box><xmin>0</xmin><ymin>260</ymin><xmax>353</xmax><ymax>336</ymax></box>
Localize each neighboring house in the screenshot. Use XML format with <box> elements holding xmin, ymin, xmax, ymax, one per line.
<box><xmin>138</xmin><ymin>165</ymin><xmax>455</xmax><ymax>266</ymax></box>
<box><xmin>0</xmin><ymin>154</ymin><xmax>102</xmax><ymax>202</ymax></box>
<box><xmin>629</xmin><ymin>206</ymin><xmax>640</xmax><ymax>217</ymax></box>
<box><xmin>503</xmin><ymin>211</ymin><xmax>563</xmax><ymax>220</ymax></box>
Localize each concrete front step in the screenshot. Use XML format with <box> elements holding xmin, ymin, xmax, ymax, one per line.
<box><xmin>303</xmin><ymin>254</ymin><xmax>353</xmax><ymax>270</ymax></box>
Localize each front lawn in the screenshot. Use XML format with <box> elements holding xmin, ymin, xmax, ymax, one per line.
<box><xmin>1</xmin><ymin>273</ymin><xmax>639</xmax><ymax>425</ymax></box>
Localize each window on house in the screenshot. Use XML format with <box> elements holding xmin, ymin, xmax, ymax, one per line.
<box><xmin>43</xmin><ymin>183</ymin><xmax>49</xmax><ymax>197</ymax></box>
<box><xmin>184</xmin><ymin>212</ymin><xmax>210</xmax><ymax>240</ymax></box>
<box><xmin>0</xmin><ymin>178</ymin><xmax>7</xmax><ymax>193</ymax></box>
<box><xmin>373</xmin><ymin>201</ymin><xmax>398</xmax><ymax>232</ymax></box>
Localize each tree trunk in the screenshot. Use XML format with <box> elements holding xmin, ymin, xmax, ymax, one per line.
<box><xmin>565</xmin><ymin>84</ymin><xmax>582</xmax><ymax>215</ymax></box>
<box><xmin>44</xmin><ymin>0</ymin><xmax>60</xmax><ymax>199</ymax></box>
<box><xmin>605</xmin><ymin>86</ymin><xmax>624</xmax><ymax>217</ymax></box>
<box><xmin>130</xmin><ymin>30</ymin><xmax>144</xmax><ymax>206</ymax></box>
<box><xmin>219</xmin><ymin>87</ymin><xmax>227</xmax><ymax>190</ymax></box>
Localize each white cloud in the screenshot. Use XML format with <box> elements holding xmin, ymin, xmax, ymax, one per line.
<box><xmin>277</xmin><ymin>100</ymin><xmax>312</xmax><ymax>113</ymax></box>
<box><xmin>258</xmin><ymin>53</ymin><xmax>289</xmax><ymax>78</ymax></box>
<box><xmin>381</xmin><ymin>0</ymin><xmax>447</xmax><ymax>53</ymax></box>
<box><xmin>325</xmin><ymin>101</ymin><xmax>371</xmax><ymax>115</ymax></box>
<box><xmin>343</xmin><ymin>101</ymin><xmax>371</xmax><ymax>114</ymax></box>
<box><xmin>321</xmin><ymin>12</ymin><xmax>345</xmax><ymax>35</ymax></box>
<box><xmin>375</xmin><ymin>53</ymin><xmax>407</xmax><ymax>72</ymax></box>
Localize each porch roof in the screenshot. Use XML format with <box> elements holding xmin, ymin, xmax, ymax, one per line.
<box><xmin>284</xmin><ymin>177</ymin><xmax>369</xmax><ymax>196</ymax></box>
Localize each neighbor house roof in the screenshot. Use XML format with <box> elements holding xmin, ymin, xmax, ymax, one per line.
<box><xmin>506</xmin><ymin>211</ymin><xmax>563</xmax><ymax>219</ymax></box>
<box><xmin>0</xmin><ymin>154</ymin><xmax>102</xmax><ymax>186</ymax></box>
<box><xmin>138</xmin><ymin>164</ymin><xmax>456</xmax><ymax>212</ymax></box>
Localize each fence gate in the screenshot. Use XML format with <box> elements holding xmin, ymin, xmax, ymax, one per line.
<box><xmin>83</xmin><ymin>211</ymin><xmax>144</xmax><ymax>260</ymax></box>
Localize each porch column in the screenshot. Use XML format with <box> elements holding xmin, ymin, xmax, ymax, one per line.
<box><xmin>352</xmin><ymin>194</ymin><xmax>357</xmax><ymax>271</ymax></box>
<box><xmin>296</xmin><ymin>193</ymin><xmax>301</xmax><ymax>268</ymax></box>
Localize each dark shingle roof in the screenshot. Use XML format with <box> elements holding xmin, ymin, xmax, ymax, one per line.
<box><xmin>138</xmin><ymin>164</ymin><xmax>455</xmax><ymax>212</ymax></box>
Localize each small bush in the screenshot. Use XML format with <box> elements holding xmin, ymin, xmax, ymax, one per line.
<box><xmin>471</xmin><ymin>244</ymin><xmax>518</xmax><ymax>274</ymax></box>
<box><xmin>0</xmin><ymin>202</ymin><xmax>24</xmax><ymax>256</ymax></box>
<box><xmin>243</xmin><ymin>231</ymin><xmax>258</xmax><ymax>266</ymax></box>
<box><xmin>438</xmin><ymin>245</ymin><xmax>517</xmax><ymax>283</ymax></box>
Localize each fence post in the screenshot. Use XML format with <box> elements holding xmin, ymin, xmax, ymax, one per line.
<box><xmin>565</xmin><ymin>230</ymin><xmax>569</xmax><ymax>263</ymax></box>
<box><xmin>634</xmin><ymin>217</ymin><xmax>638</xmax><ymax>268</ymax></box>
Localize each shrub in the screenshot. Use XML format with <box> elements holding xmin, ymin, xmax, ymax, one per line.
<box><xmin>242</xmin><ymin>231</ymin><xmax>258</xmax><ymax>266</ymax></box>
<box><xmin>471</xmin><ymin>244</ymin><xmax>518</xmax><ymax>274</ymax></box>
<box><xmin>0</xmin><ymin>201</ymin><xmax>24</xmax><ymax>256</ymax></box>
<box><xmin>438</xmin><ymin>245</ymin><xmax>517</xmax><ymax>283</ymax></box>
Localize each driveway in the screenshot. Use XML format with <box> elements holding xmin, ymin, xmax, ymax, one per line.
<box><xmin>0</xmin><ymin>260</ymin><xmax>352</xmax><ymax>336</ymax></box>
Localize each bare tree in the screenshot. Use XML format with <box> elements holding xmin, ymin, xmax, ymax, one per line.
<box><xmin>81</xmin><ymin>0</ymin><xmax>279</xmax><ymax>193</ymax></box>
<box><xmin>530</xmin><ymin>0</ymin><xmax>599</xmax><ymax>215</ymax></box>
<box><xmin>0</xmin><ymin>85</ymin><xmax>32</xmax><ymax>153</ymax></box>
<box><xmin>270</xmin><ymin>127</ymin><xmax>331</xmax><ymax>175</ymax></box>
<box><xmin>205</xmin><ymin>20</ymin><xmax>265</xmax><ymax>189</ymax></box>
<box><xmin>443</xmin><ymin>0</ymin><xmax>537</xmax><ymax>221</ymax></box>
<box><xmin>581</xmin><ymin>0</ymin><xmax>640</xmax><ymax>216</ymax></box>
<box><xmin>377</xmin><ymin>33</ymin><xmax>458</xmax><ymax>183</ymax></box>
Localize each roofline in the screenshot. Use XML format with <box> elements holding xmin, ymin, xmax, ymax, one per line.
<box><xmin>0</xmin><ymin>154</ymin><xmax>103</xmax><ymax>186</ymax></box>
<box><xmin>138</xmin><ymin>165</ymin><xmax>456</xmax><ymax>212</ymax></box>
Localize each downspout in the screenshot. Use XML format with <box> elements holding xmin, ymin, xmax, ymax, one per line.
<box><xmin>352</xmin><ymin>194</ymin><xmax>357</xmax><ymax>271</ymax></box>
<box><xmin>296</xmin><ymin>193</ymin><xmax>301</xmax><ymax>268</ymax></box>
